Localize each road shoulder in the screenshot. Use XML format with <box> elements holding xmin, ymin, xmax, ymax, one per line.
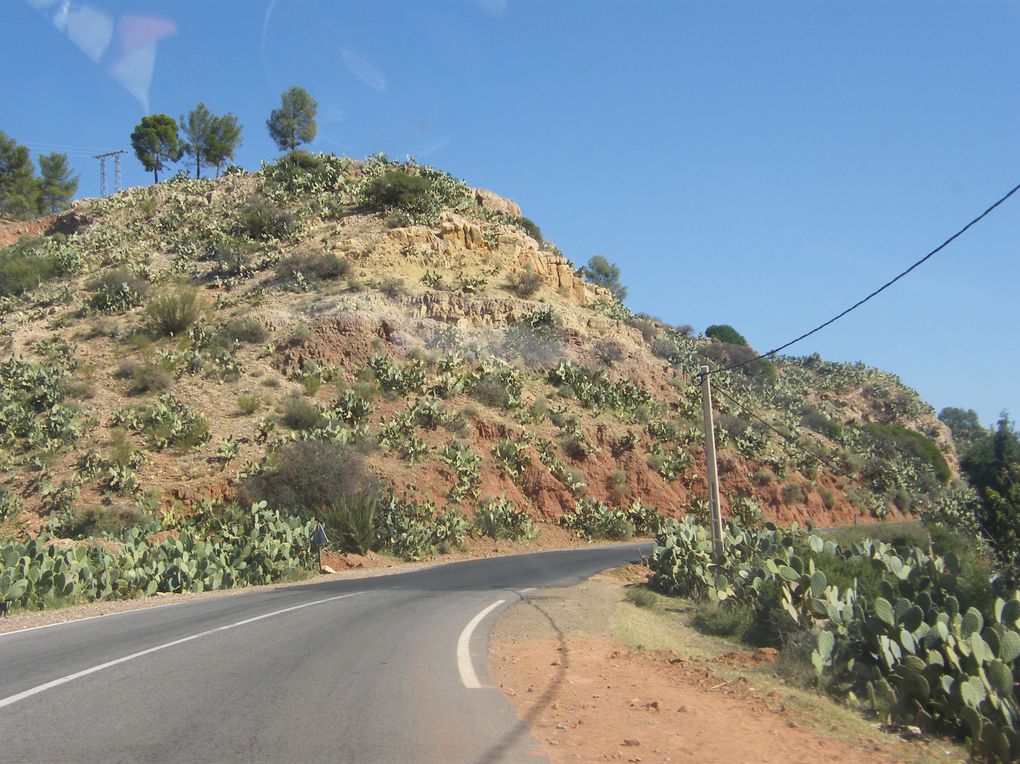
<box><xmin>489</xmin><ymin>566</ymin><xmax>967</xmax><ymax>764</ymax></box>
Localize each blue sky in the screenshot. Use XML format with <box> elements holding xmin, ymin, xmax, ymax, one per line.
<box><xmin>3</xmin><ymin>0</ymin><xmax>1018</xmax><ymax>426</ymax></box>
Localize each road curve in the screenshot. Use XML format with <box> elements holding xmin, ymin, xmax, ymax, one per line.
<box><xmin>0</xmin><ymin>543</ymin><xmax>648</xmax><ymax>763</ymax></box>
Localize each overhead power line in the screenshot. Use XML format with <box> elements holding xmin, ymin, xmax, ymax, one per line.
<box><xmin>705</xmin><ymin>179</ymin><xmax>1020</xmax><ymax>377</ymax></box>
<box><xmin>711</xmin><ymin>381</ymin><xmax>847</xmax><ymax>476</ymax></box>
<box><xmin>21</xmin><ymin>141</ymin><xmax>108</xmax><ymax>157</ymax></box>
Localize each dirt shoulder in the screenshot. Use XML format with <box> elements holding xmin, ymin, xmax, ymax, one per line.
<box><xmin>489</xmin><ymin>567</ymin><xmax>966</xmax><ymax>764</ymax></box>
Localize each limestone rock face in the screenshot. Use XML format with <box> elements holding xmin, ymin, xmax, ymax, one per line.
<box><xmin>439</xmin><ymin>217</ymin><xmax>487</xmax><ymax>250</ymax></box>
<box><xmin>472</xmin><ymin>187</ymin><xmax>522</xmax><ymax>218</ymax></box>
<box><xmin>516</xmin><ymin>249</ymin><xmax>612</xmax><ymax>303</ymax></box>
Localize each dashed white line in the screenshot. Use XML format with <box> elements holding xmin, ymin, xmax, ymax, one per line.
<box><xmin>457</xmin><ymin>599</ymin><xmax>505</xmax><ymax>689</ymax></box>
<box><xmin>0</xmin><ymin>592</ymin><xmax>362</xmax><ymax>709</ymax></box>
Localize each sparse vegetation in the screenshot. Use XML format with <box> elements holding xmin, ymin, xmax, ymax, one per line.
<box><xmin>276</xmin><ymin>249</ymin><xmax>348</xmax><ymax>285</ymax></box>
<box><xmin>147</xmin><ymin>286</ymin><xmax>204</xmax><ymax>336</ymax></box>
<box><xmin>507</xmin><ymin>268</ymin><xmax>543</xmax><ymax>298</ymax></box>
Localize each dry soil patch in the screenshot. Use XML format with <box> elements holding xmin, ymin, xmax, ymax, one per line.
<box><xmin>490</xmin><ymin>575</ymin><xmax>965</xmax><ymax>764</ymax></box>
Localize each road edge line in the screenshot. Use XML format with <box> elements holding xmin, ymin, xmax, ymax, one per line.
<box><xmin>457</xmin><ymin>599</ymin><xmax>505</xmax><ymax>689</ymax></box>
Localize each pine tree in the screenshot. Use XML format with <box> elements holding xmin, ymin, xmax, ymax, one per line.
<box><xmin>130</xmin><ymin>114</ymin><xmax>183</xmax><ymax>183</ymax></box>
<box><xmin>36</xmin><ymin>152</ymin><xmax>78</xmax><ymax>214</ymax></box>
<box><xmin>181</xmin><ymin>104</ymin><xmax>244</xmax><ymax>178</ymax></box>
<box><xmin>205</xmin><ymin>113</ymin><xmax>243</xmax><ymax>176</ymax></box>
<box><xmin>181</xmin><ymin>103</ymin><xmax>214</xmax><ymax>179</ymax></box>
<box><xmin>267</xmin><ymin>86</ymin><xmax>317</xmax><ymax>152</ymax></box>
<box><xmin>0</xmin><ymin>132</ymin><xmax>40</xmax><ymax>219</ymax></box>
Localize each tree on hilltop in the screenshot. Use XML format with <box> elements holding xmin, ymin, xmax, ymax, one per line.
<box><xmin>37</xmin><ymin>152</ymin><xmax>78</xmax><ymax>213</ymax></box>
<box><xmin>0</xmin><ymin>132</ymin><xmax>40</xmax><ymax>218</ymax></box>
<box><xmin>205</xmin><ymin>113</ymin><xmax>243</xmax><ymax>177</ymax></box>
<box><xmin>181</xmin><ymin>103</ymin><xmax>243</xmax><ymax>178</ymax></box>
<box><xmin>267</xmin><ymin>86</ymin><xmax>317</xmax><ymax>152</ymax></box>
<box><xmin>131</xmin><ymin>114</ymin><xmax>183</xmax><ymax>183</ymax></box>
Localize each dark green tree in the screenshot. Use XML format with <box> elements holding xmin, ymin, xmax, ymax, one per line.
<box><xmin>267</xmin><ymin>86</ymin><xmax>317</xmax><ymax>152</ymax></box>
<box><xmin>130</xmin><ymin>114</ymin><xmax>183</xmax><ymax>183</ymax></box>
<box><xmin>578</xmin><ymin>255</ymin><xmax>627</xmax><ymax>301</ymax></box>
<box><xmin>938</xmin><ymin>406</ymin><xmax>989</xmax><ymax>455</ymax></box>
<box><xmin>36</xmin><ymin>152</ymin><xmax>78</xmax><ymax>214</ymax></box>
<box><xmin>705</xmin><ymin>324</ymin><xmax>749</xmax><ymax>346</ymax></box>
<box><xmin>0</xmin><ymin>132</ymin><xmax>40</xmax><ymax>219</ymax></box>
<box><xmin>961</xmin><ymin>414</ymin><xmax>1020</xmax><ymax>574</ymax></box>
<box><xmin>205</xmin><ymin>113</ymin><xmax>243</xmax><ymax>176</ymax></box>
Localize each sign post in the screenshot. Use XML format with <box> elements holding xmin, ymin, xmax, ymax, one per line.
<box><xmin>311</xmin><ymin>522</ymin><xmax>329</xmax><ymax>571</ymax></box>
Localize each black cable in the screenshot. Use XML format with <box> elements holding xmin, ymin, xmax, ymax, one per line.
<box><xmin>711</xmin><ymin>381</ymin><xmax>847</xmax><ymax>475</ymax></box>
<box><xmin>706</xmin><ymin>179</ymin><xmax>1020</xmax><ymax>376</ymax></box>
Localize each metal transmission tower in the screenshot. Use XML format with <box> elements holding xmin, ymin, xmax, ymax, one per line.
<box><xmin>93</xmin><ymin>150</ymin><xmax>126</xmax><ymax>196</ymax></box>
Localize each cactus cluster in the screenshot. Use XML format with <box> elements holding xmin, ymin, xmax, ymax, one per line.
<box><xmin>0</xmin><ymin>503</ymin><xmax>315</xmax><ymax>614</ymax></box>
<box><xmin>648</xmin><ymin>518</ymin><xmax>1020</xmax><ymax>761</ymax></box>
<box><xmin>547</xmin><ymin>360</ymin><xmax>652</xmax><ymax>416</ymax></box>
<box><xmin>560</xmin><ymin>497</ymin><xmax>665</xmax><ymax>541</ymax></box>
<box><xmin>374</xmin><ymin>497</ymin><xmax>468</xmax><ymax>561</ymax></box>
<box><xmin>472</xmin><ymin>497</ymin><xmax>536</xmax><ymax>541</ymax></box>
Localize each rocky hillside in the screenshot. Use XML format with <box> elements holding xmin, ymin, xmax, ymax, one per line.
<box><xmin>0</xmin><ymin>153</ymin><xmax>959</xmax><ymax>540</ymax></box>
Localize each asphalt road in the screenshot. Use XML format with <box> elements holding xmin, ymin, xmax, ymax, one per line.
<box><xmin>0</xmin><ymin>543</ymin><xmax>648</xmax><ymax>763</ymax></box>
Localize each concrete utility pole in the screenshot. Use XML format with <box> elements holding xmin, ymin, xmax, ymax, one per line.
<box><xmin>93</xmin><ymin>150</ymin><xmax>127</xmax><ymax>196</ymax></box>
<box><xmin>700</xmin><ymin>366</ymin><xmax>725</xmax><ymax>560</ymax></box>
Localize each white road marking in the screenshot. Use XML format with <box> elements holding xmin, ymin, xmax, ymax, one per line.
<box><xmin>457</xmin><ymin>599</ymin><xmax>505</xmax><ymax>689</ymax></box>
<box><xmin>0</xmin><ymin>591</ymin><xmax>362</xmax><ymax>709</ymax></box>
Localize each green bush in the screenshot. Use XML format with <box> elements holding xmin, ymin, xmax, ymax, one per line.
<box><xmin>373</xmin><ymin>497</ymin><xmax>467</xmax><ymax>560</ymax></box>
<box><xmin>131</xmin><ymin>363</ymin><xmax>173</xmax><ymax>394</ymax></box>
<box><xmin>0</xmin><ymin>236</ymin><xmax>67</xmax><ymax>297</ymax></box>
<box><xmin>147</xmin><ymin>287</ymin><xmax>204</xmax><ymax>336</ymax></box>
<box><xmin>861</xmin><ymin>422</ymin><xmax>951</xmax><ymax>485</ymax></box>
<box><xmin>276</xmin><ymin>250</ymin><xmax>349</xmax><ymax>285</ymax></box>
<box><xmin>236</xmin><ymin>394</ymin><xmax>262</xmax><ymax>415</ymax></box>
<box><xmin>59</xmin><ymin>503</ymin><xmax>153</xmax><ymax>540</ymax></box>
<box><xmin>800</xmin><ymin>403</ymin><xmax>842</xmax><ymax>439</ymax></box>
<box><xmin>516</xmin><ymin>216</ymin><xmax>542</xmax><ymax>243</ymax></box>
<box><xmin>281</xmin><ymin>395</ymin><xmax>323</xmax><ymax>430</ymax></box>
<box><xmin>471</xmin><ymin>376</ymin><xmax>512</xmax><ymax>409</ymax></box>
<box><xmin>705</xmin><ymin>324</ymin><xmax>748</xmax><ymax>346</ymax></box>
<box><xmin>693</xmin><ymin>601</ymin><xmax>756</xmax><ymax>639</ymax></box>
<box><xmin>378</xmin><ymin>277</ymin><xmax>406</xmax><ymax>298</ymax></box>
<box><xmin>729</xmin><ymin>495</ymin><xmax>764</xmax><ymax>529</ymax></box>
<box><xmin>322</xmin><ymin>493</ymin><xmax>377</xmax><ymax>555</ymax></box>
<box><xmin>360</xmin><ymin>165</ymin><xmax>472</xmax><ymax>226</ymax></box>
<box><xmin>624</xmin><ymin>586</ymin><xmax>660</xmax><ymax>610</ymax></box>
<box><xmin>781</xmin><ymin>482</ymin><xmax>805</xmax><ymax>504</ymax></box>
<box><xmin>221</xmin><ymin>317</ymin><xmax>268</xmax><ymax>345</ymax></box>
<box><xmin>237</xmin><ymin>197</ymin><xmax>298</xmax><ymax>241</ymax></box>
<box><xmin>361</xmin><ymin>170</ymin><xmax>432</xmax><ymax>211</ymax></box>
<box><xmin>0</xmin><ymin>487</ymin><xmax>23</xmax><ymax>521</ymax></box>
<box><xmin>240</xmin><ymin>440</ymin><xmax>379</xmax><ymax>517</ymax></box>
